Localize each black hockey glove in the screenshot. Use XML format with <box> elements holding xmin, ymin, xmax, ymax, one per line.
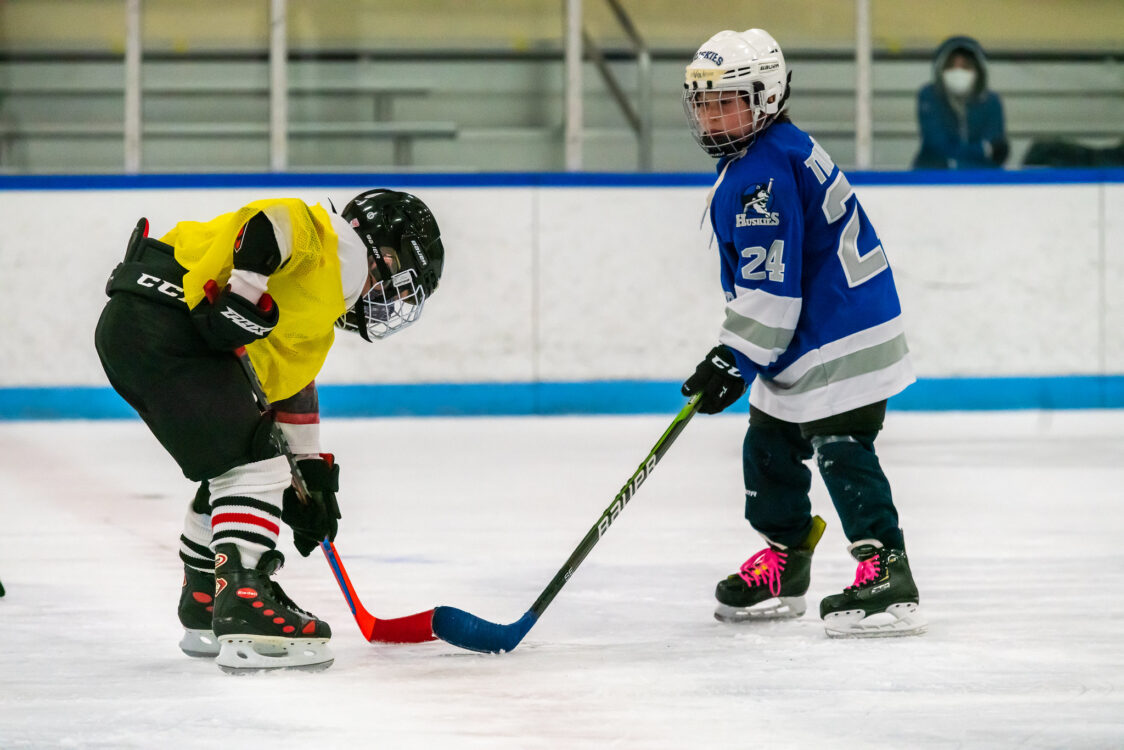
<box><xmin>681</xmin><ymin>345</ymin><xmax>748</xmax><ymax>414</ymax></box>
<box><xmin>281</xmin><ymin>455</ymin><xmax>342</xmax><ymax>557</ymax></box>
<box><xmin>191</xmin><ymin>281</ymin><xmax>279</xmax><ymax>351</ymax></box>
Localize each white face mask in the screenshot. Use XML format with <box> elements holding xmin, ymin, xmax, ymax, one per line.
<box><xmin>942</xmin><ymin>68</ymin><xmax>976</xmax><ymax>97</ymax></box>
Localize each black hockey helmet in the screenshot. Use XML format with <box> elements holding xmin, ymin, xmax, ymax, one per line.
<box><xmin>336</xmin><ymin>189</ymin><xmax>445</xmax><ymax>341</ymax></box>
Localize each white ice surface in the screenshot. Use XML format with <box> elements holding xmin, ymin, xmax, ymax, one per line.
<box><xmin>1</xmin><ymin>411</ymin><xmax>1123</xmax><ymax>749</ymax></box>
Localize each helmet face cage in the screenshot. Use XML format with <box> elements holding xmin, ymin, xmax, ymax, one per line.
<box><xmin>683</xmin><ymin>87</ymin><xmax>767</xmax><ymax>157</ymax></box>
<box><xmin>353</xmin><ymin>272</ymin><xmax>426</xmax><ymax>341</ymax></box>
<box><xmin>336</xmin><ymin>245</ymin><xmax>428</xmax><ymax>341</ymax></box>
<box><xmin>335</xmin><ymin>189</ymin><xmax>444</xmax><ymax>342</ymax></box>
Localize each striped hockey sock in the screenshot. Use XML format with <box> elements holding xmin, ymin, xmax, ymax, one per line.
<box><xmin>207</xmin><ymin>455</ymin><xmax>290</xmax><ymax>569</ymax></box>
<box><xmin>179</xmin><ymin>502</ymin><xmax>214</xmax><ymax>573</ymax></box>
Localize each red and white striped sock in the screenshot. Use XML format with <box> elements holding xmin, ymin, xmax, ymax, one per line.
<box><xmin>277</xmin><ymin>407</ymin><xmax>321</xmax><ymax>459</ymax></box>
<box><xmin>208</xmin><ymin>455</ymin><xmax>290</xmax><ymax>569</ymax></box>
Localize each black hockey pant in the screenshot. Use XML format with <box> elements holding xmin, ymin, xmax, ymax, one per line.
<box><xmin>741</xmin><ymin>401</ymin><xmax>904</xmax><ymax>550</ymax></box>
<box><xmin>94</xmin><ymin>240</ymin><xmax>279</xmax><ymax>485</ymax></box>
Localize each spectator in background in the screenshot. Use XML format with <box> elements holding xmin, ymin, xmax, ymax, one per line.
<box><xmin>913</xmin><ymin>35</ymin><xmax>1008</xmax><ymax>169</ymax></box>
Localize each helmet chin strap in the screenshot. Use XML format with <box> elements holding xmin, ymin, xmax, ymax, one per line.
<box><xmin>368</xmin><ymin>246</ymin><xmax>396</xmax><ymax>288</ymax></box>
<box><xmin>357</xmin><ymin>317</ymin><xmax>373</xmax><ymax>342</ymax></box>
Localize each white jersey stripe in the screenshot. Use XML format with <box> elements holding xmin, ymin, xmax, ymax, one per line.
<box><xmin>777</xmin><ymin>333</ymin><xmax>909</xmax><ymax>395</ymax></box>
<box><xmin>719</xmin><ymin>311</ymin><xmax>792</xmax><ymax>365</ymax></box>
<box><xmin>727</xmin><ymin>286</ymin><xmax>803</xmax><ymax>330</ymax></box>
<box><xmin>772</xmin><ymin>316</ymin><xmax>907</xmax><ymax>387</ymax></box>
<box><xmin>751</xmin><ymin>356</ymin><xmax>916</xmax><ymax>423</ymax></box>
<box><xmin>719</xmin><ymin>288</ymin><xmax>802</xmax><ymax>366</ymax></box>
<box><xmin>718</xmin><ymin>330</ymin><xmax>778</xmax><ymax>368</ymax></box>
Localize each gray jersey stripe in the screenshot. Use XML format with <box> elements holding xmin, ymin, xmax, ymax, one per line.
<box><xmin>778</xmin><ymin>333</ymin><xmax>910</xmax><ymax>395</ymax></box>
<box><xmin>722</xmin><ymin>308</ymin><xmax>795</xmax><ymax>352</ymax></box>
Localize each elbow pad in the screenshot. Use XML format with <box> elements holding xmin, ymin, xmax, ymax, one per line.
<box><xmin>234</xmin><ymin>212</ymin><xmax>283</xmax><ymax>275</ymax></box>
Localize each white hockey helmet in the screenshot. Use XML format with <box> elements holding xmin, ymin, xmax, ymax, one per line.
<box><xmin>683</xmin><ymin>29</ymin><xmax>790</xmax><ymax>157</ymax></box>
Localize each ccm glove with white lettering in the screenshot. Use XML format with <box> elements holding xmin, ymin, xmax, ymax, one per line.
<box><xmin>281</xmin><ymin>455</ymin><xmax>341</xmax><ymax>557</ymax></box>
<box><xmin>681</xmin><ymin>344</ymin><xmax>748</xmax><ymax>414</ymax></box>
<box><xmin>191</xmin><ymin>280</ymin><xmax>279</xmax><ymax>351</ymax></box>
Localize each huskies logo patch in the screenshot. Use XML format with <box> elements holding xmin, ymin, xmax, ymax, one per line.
<box><xmin>736</xmin><ymin>178</ymin><xmax>780</xmax><ymax>228</ymax></box>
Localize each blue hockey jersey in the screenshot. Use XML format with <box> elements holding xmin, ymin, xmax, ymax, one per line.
<box><xmin>709</xmin><ymin>120</ymin><xmax>914</xmax><ymax>422</ymax></box>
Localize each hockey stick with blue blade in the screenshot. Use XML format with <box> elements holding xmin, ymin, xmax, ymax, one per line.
<box><xmin>431</xmin><ymin>394</ymin><xmax>702</xmax><ymax>653</ymax></box>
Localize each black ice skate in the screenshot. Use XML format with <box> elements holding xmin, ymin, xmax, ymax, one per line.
<box><xmin>178</xmin><ymin>566</ymin><xmax>219</xmax><ymax>657</ymax></box>
<box><xmin>819</xmin><ymin>540</ymin><xmax>925</xmax><ymax>638</ymax></box>
<box><xmin>714</xmin><ymin>515</ymin><xmax>826</xmax><ymax>623</ymax></box>
<box><xmin>211</xmin><ymin>544</ymin><xmax>333</xmax><ymax>674</ymax></box>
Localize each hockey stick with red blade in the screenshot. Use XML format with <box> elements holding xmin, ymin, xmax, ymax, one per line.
<box><xmin>430</xmin><ymin>394</ymin><xmax>701</xmax><ymax>653</ymax></box>
<box><xmin>204</xmin><ymin>280</ymin><xmax>436</xmax><ymax>644</ymax></box>
<box><xmin>321</xmin><ymin>541</ymin><xmax>435</xmax><ymax>643</ymax></box>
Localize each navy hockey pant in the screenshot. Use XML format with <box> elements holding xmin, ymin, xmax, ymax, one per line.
<box><xmin>742</xmin><ymin>402</ymin><xmax>904</xmax><ymax>550</ymax></box>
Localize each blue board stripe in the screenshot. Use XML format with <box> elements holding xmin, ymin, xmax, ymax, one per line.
<box><xmin>1</xmin><ymin>168</ymin><xmax>1122</xmax><ymax>191</ymax></box>
<box><xmin>1</xmin><ymin>376</ymin><xmax>1122</xmax><ymax>420</ymax></box>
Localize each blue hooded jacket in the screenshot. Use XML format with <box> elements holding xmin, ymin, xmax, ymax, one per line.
<box><xmin>912</xmin><ymin>36</ymin><xmax>1008</xmax><ymax>169</ymax></box>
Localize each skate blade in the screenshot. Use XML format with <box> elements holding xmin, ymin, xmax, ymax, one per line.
<box><xmin>179</xmin><ymin>629</ymin><xmax>220</xmax><ymax>658</ymax></box>
<box><xmin>215</xmin><ymin>635</ymin><xmax>333</xmax><ymax>674</ymax></box>
<box><xmin>714</xmin><ymin>596</ymin><xmax>806</xmax><ymax>623</ymax></box>
<box><xmin>823</xmin><ymin>602</ymin><xmax>926</xmax><ymax>639</ymax></box>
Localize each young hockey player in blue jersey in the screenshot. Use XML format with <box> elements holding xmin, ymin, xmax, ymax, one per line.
<box><xmin>679</xmin><ymin>29</ymin><xmax>925</xmax><ymax>637</ymax></box>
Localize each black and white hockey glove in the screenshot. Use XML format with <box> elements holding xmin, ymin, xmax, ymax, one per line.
<box><xmin>191</xmin><ymin>280</ymin><xmax>279</xmax><ymax>351</ymax></box>
<box><xmin>681</xmin><ymin>345</ymin><xmax>748</xmax><ymax>414</ymax></box>
<box><xmin>282</xmin><ymin>454</ymin><xmax>342</xmax><ymax>557</ymax></box>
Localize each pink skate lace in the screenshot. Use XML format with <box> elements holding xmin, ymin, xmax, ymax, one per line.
<box><xmin>738</xmin><ymin>547</ymin><xmax>787</xmax><ymax>596</ymax></box>
<box><xmin>849</xmin><ymin>554</ymin><xmax>883</xmax><ymax>589</ymax></box>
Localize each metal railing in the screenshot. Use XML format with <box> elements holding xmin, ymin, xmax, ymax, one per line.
<box><xmin>115</xmin><ymin>0</ymin><xmax>456</xmax><ymax>172</ymax></box>
<box><xmin>563</xmin><ymin>0</ymin><xmax>873</xmax><ymax>172</ymax></box>
<box><xmin>9</xmin><ymin>0</ymin><xmax>1117</xmax><ymax>174</ymax></box>
<box><xmin>582</xmin><ymin>0</ymin><xmax>652</xmax><ymax>171</ymax></box>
